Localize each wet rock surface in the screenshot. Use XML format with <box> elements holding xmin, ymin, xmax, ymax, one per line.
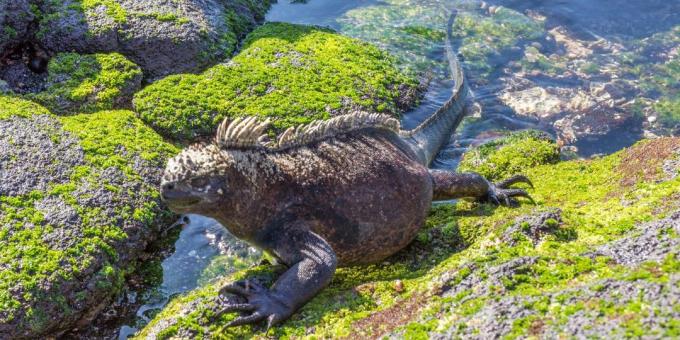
<box><xmin>0</xmin><ymin>0</ymin><xmax>34</xmax><ymax>55</ymax></box>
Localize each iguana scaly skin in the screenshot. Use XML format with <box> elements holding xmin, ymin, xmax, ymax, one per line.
<box><xmin>160</xmin><ymin>11</ymin><xmax>532</xmax><ymax>328</ymax></box>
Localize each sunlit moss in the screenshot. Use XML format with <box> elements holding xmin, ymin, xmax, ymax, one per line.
<box><xmin>133</xmin><ymin>22</ymin><xmax>419</xmax><ymax>140</ymax></box>
<box><xmin>27</xmin><ymin>53</ymin><xmax>142</xmax><ymax>114</ymax></box>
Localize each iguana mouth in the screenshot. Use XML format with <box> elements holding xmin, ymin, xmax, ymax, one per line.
<box><xmin>166</xmin><ymin>197</ymin><xmax>201</xmax><ymax>208</ymax></box>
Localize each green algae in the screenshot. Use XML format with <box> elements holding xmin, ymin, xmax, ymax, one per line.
<box><xmin>458</xmin><ymin>130</ymin><xmax>560</xmax><ymax>181</ymax></box>
<box><xmin>136</xmin><ymin>134</ymin><xmax>679</xmax><ymax>338</ymax></box>
<box><xmin>0</xmin><ymin>99</ymin><xmax>177</xmax><ymax>334</ymax></box>
<box><xmin>27</xmin><ymin>52</ymin><xmax>142</xmax><ymax>114</ymax></box>
<box><xmin>0</xmin><ymin>95</ymin><xmax>52</xmax><ymax>119</ymax></box>
<box><xmin>133</xmin><ymin>22</ymin><xmax>419</xmax><ymax>140</ymax></box>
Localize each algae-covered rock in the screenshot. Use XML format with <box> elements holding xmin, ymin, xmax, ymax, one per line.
<box><xmin>36</xmin><ymin>0</ymin><xmax>270</xmax><ymax>79</ymax></box>
<box><xmin>0</xmin><ymin>96</ymin><xmax>177</xmax><ymax>338</ymax></box>
<box><xmin>26</xmin><ymin>52</ymin><xmax>142</xmax><ymax>114</ymax></box>
<box><xmin>134</xmin><ymin>22</ymin><xmax>420</xmax><ymax>140</ymax></box>
<box><xmin>0</xmin><ymin>0</ymin><xmax>33</xmax><ymax>54</ymax></box>
<box><xmin>458</xmin><ymin>130</ymin><xmax>560</xmax><ymax>181</ymax></box>
<box><xmin>133</xmin><ymin>127</ymin><xmax>679</xmax><ymax>338</ymax></box>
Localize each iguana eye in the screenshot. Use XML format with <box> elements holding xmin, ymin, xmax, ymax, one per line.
<box><xmin>191</xmin><ymin>177</ymin><xmax>209</xmax><ymax>189</ymax></box>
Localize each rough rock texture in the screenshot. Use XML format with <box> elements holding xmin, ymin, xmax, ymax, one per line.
<box><xmin>0</xmin><ymin>0</ymin><xmax>33</xmax><ymax>55</ymax></box>
<box><xmin>588</xmin><ymin>212</ymin><xmax>680</xmax><ymax>266</ymax></box>
<box><xmin>501</xmin><ymin>208</ymin><xmax>564</xmax><ymax>246</ymax></box>
<box><xmin>0</xmin><ymin>96</ymin><xmax>177</xmax><ymax>338</ymax></box>
<box><xmin>37</xmin><ymin>0</ymin><xmax>271</xmax><ymax>79</ymax></box>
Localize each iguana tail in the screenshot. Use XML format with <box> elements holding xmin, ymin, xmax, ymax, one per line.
<box><xmin>400</xmin><ymin>10</ymin><xmax>469</xmax><ymax>166</ymax></box>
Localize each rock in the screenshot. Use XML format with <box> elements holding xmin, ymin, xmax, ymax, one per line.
<box><xmin>458</xmin><ymin>130</ymin><xmax>560</xmax><ymax>181</ymax></box>
<box><xmin>133</xmin><ymin>22</ymin><xmax>419</xmax><ymax>140</ymax></box>
<box><xmin>0</xmin><ymin>96</ymin><xmax>177</xmax><ymax>338</ymax></box>
<box><xmin>36</xmin><ymin>0</ymin><xmax>270</xmax><ymax>79</ymax></box>
<box><xmin>0</xmin><ymin>0</ymin><xmax>33</xmax><ymax>54</ymax></box>
<box><xmin>502</xmin><ymin>208</ymin><xmax>563</xmax><ymax>246</ymax></box>
<box><xmin>26</xmin><ymin>52</ymin><xmax>143</xmax><ymax>114</ymax></box>
<box><xmin>587</xmin><ymin>211</ymin><xmax>680</xmax><ymax>266</ymax></box>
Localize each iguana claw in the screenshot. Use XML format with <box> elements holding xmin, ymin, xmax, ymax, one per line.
<box><xmin>488</xmin><ymin>174</ymin><xmax>535</xmax><ymax>206</ymax></box>
<box><xmin>215</xmin><ymin>279</ymin><xmax>292</xmax><ymax>329</ymax></box>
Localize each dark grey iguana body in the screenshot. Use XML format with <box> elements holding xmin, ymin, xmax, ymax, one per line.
<box><xmin>159</xmin><ymin>11</ymin><xmax>531</xmax><ymax>328</ymax></box>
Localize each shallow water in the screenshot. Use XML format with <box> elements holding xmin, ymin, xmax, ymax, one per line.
<box><xmin>122</xmin><ymin>1</ymin><xmax>679</xmax><ymax>336</ymax></box>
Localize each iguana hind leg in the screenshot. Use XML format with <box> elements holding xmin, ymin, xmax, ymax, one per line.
<box><xmin>430</xmin><ymin>170</ymin><xmax>533</xmax><ymax>206</ymax></box>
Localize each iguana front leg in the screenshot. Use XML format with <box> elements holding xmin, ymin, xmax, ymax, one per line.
<box><xmin>216</xmin><ymin>224</ymin><xmax>337</xmax><ymax>328</ymax></box>
<box><xmin>430</xmin><ymin>170</ymin><xmax>533</xmax><ymax>205</ymax></box>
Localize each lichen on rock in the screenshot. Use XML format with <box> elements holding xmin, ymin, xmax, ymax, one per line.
<box><xmin>133</xmin><ymin>22</ymin><xmax>420</xmax><ymax>140</ymax></box>
<box><xmin>0</xmin><ymin>95</ymin><xmax>177</xmax><ymax>338</ymax></box>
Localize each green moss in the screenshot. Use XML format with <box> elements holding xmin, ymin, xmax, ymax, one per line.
<box><xmin>655</xmin><ymin>96</ymin><xmax>680</xmax><ymax>129</ymax></box>
<box><xmin>0</xmin><ymin>104</ymin><xmax>177</xmax><ymax>333</ymax></box>
<box><xmin>78</xmin><ymin>0</ymin><xmax>128</xmax><ymax>24</ymax></box>
<box><xmin>2</xmin><ymin>25</ymin><xmax>18</xmax><ymax>39</ymax></box>
<box><xmin>0</xmin><ymin>95</ymin><xmax>52</xmax><ymax>120</ymax></box>
<box><xmin>137</xmin><ymin>135</ymin><xmax>679</xmax><ymax>338</ymax></box>
<box><xmin>27</xmin><ymin>53</ymin><xmax>142</xmax><ymax>114</ymax></box>
<box><xmin>458</xmin><ymin>130</ymin><xmax>561</xmax><ymax>181</ymax></box>
<box><xmin>134</xmin><ymin>22</ymin><xmax>419</xmax><ymax>140</ymax></box>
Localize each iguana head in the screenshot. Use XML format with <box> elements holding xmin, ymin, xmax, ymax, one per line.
<box><xmin>160</xmin><ymin>116</ymin><xmax>272</xmax><ymax>215</ymax></box>
<box><xmin>160</xmin><ymin>143</ymin><xmax>230</xmax><ymax>214</ymax></box>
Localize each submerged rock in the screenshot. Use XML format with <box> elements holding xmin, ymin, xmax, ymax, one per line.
<box><xmin>0</xmin><ymin>96</ymin><xmax>177</xmax><ymax>338</ymax></box>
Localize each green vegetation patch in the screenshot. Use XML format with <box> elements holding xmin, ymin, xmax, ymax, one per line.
<box><xmin>27</xmin><ymin>52</ymin><xmax>142</xmax><ymax>115</ymax></box>
<box><xmin>458</xmin><ymin>130</ymin><xmax>561</xmax><ymax>181</ymax></box>
<box><xmin>0</xmin><ymin>95</ymin><xmax>52</xmax><ymax>119</ymax></box>
<box><xmin>134</xmin><ymin>22</ymin><xmax>419</xmax><ymax>140</ymax></box>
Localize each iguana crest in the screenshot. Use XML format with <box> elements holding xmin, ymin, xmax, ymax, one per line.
<box><xmin>214</xmin><ymin>111</ymin><xmax>400</xmax><ymax>151</ymax></box>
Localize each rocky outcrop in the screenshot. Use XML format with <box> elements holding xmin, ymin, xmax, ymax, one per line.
<box><xmin>27</xmin><ymin>52</ymin><xmax>143</xmax><ymax>114</ymax></box>
<box><xmin>133</xmin><ymin>22</ymin><xmax>420</xmax><ymax>140</ymax></box>
<box><xmin>36</xmin><ymin>0</ymin><xmax>270</xmax><ymax>79</ymax></box>
<box><xmin>0</xmin><ymin>96</ymin><xmax>177</xmax><ymax>338</ymax></box>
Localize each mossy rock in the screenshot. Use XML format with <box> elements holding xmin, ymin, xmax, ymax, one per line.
<box><xmin>133</xmin><ymin>22</ymin><xmax>420</xmax><ymax>141</ymax></box>
<box><xmin>458</xmin><ymin>130</ymin><xmax>561</xmax><ymax>181</ymax></box>
<box><xmin>26</xmin><ymin>52</ymin><xmax>142</xmax><ymax>114</ymax></box>
<box><xmin>0</xmin><ymin>0</ymin><xmax>33</xmax><ymax>53</ymax></box>
<box><xmin>135</xmin><ymin>137</ymin><xmax>679</xmax><ymax>338</ymax></box>
<box><xmin>0</xmin><ymin>95</ymin><xmax>178</xmax><ymax>338</ymax></box>
<box><xmin>36</xmin><ymin>0</ymin><xmax>270</xmax><ymax>79</ymax></box>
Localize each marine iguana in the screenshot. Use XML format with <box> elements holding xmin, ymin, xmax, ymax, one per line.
<box><xmin>159</xmin><ymin>12</ymin><xmax>532</xmax><ymax>328</ymax></box>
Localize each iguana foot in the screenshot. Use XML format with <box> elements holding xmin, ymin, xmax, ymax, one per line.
<box><xmin>487</xmin><ymin>174</ymin><xmax>534</xmax><ymax>206</ymax></box>
<box><xmin>216</xmin><ymin>279</ymin><xmax>293</xmax><ymax>329</ymax></box>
